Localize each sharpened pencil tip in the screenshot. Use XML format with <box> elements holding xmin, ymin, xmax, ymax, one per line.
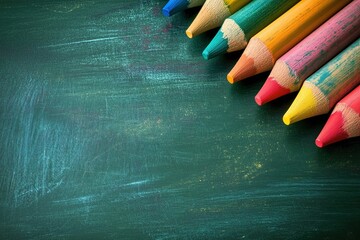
<box><xmin>203</xmin><ymin>30</ymin><xmax>229</xmax><ymax>59</ymax></box>
<box><xmin>227</xmin><ymin>54</ymin><xmax>258</xmax><ymax>83</ymax></box>
<box><xmin>315</xmin><ymin>111</ymin><xmax>350</xmax><ymax>148</ymax></box>
<box><xmin>256</xmin><ymin>77</ymin><xmax>291</xmax><ymax>105</ymax></box>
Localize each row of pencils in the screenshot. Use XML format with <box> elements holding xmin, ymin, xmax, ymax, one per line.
<box><xmin>162</xmin><ymin>0</ymin><xmax>360</xmax><ymax>148</ymax></box>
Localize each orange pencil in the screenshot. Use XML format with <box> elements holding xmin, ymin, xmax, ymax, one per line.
<box><xmin>227</xmin><ymin>0</ymin><xmax>351</xmax><ymax>84</ymax></box>
<box><xmin>316</xmin><ymin>86</ymin><xmax>360</xmax><ymax>148</ymax></box>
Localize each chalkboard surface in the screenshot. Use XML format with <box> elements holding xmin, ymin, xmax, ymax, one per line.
<box><xmin>1</xmin><ymin>1</ymin><xmax>360</xmax><ymax>239</ymax></box>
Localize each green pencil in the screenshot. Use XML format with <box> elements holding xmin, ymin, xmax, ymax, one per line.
<box><xmin>202</xmin><ymin>0</ymin><xmax>299</xmax><ymax>60</ymax></box>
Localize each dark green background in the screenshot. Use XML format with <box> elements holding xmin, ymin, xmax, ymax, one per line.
<box><xmin>1</xmin><ymin>0</ymin><xmax>359</xmax><ymax>239</ymax></box>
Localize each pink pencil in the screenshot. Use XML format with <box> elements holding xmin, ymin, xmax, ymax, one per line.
<box><xmin>255</xmin><ymin>0</ymin><xmax>360</xmax><ymax>106</ymax></box>
<box><xmin>316</xmin><ymin>86</ymin><xmax>360</xmax><ymax>148</ymax></box>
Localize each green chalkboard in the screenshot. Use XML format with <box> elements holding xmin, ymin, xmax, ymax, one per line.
<box><xmin>1</xmin><ymin>1</ymin><xmax>360</xmax><ymax>239</ymax></box>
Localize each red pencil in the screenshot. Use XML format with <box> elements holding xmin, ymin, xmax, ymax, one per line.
<box><xmin>316</xmin><ymin>85</ymin><xmax>360</xmax><ymax>148</ymax></box>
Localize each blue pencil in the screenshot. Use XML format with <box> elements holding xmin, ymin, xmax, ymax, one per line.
<box><xmin>162</xmin><ymin>0</ymin><xmax>205</xmax><ymax>17</ymax></box>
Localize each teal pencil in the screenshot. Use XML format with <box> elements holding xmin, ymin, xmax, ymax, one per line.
<box><xmin>162</xmin><ymin>0</ymin><xmax>205</xmax><ymax>17</ymax></box>
<box><xmin>202</xmin><ymin>0</ymin><xmax>299</xmax><ymax>59</ymax></box>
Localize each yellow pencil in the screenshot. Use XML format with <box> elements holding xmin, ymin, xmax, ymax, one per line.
<box><xmin>186</xmin><ymin>0</ymin><xmax>251</xmax><ymax>38</ymax></box>
<box><xmin>227</xmin><ymin>0</ymin><xmax>351</xmax><ymax>83</ymax></box>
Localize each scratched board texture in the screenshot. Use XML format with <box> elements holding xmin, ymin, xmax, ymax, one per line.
<box><xmin>0</xmin><ymin>0</ymin><xmax>360</xmax><ymax>239</ymax></box>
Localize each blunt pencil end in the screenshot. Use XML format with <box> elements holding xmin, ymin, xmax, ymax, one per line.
<box><xmin>162</xmin><ymin>7</ymin><xmax>171</xmax><ymax>17</ymax></box>
<box><xmin>186</xmin><ymin>29</ymin><xmax>194</xmax><ymax>39</ymax></box>
<box><xmin>254</xmin><ymin>95</ymin><xmax>263</xmax><ymax>106</ymax></box>
<box><xmin>282</xmin><ymin>114</ymin><xmax>291</xmax><ymax>125</ymax></box>
<box><xmin>227</xmin><ymin>74</ymin><xmax>235</xmax><ymax>84</ymax></box>
<box><xmin>315</xmin><ymin>139</ymin><xmax>324</xmax><ymax>148</ymax></box>
<box><xmin>162</xmin><ymin>0</ymin><xmax>188</xmax><ymax>17</ymax></box>
<box><xmin>202</xmin><ymin>50</ymin><xmax>210</xmax><ymax>60</ymax></box>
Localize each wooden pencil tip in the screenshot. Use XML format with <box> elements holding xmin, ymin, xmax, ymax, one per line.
<box><xmin>202</xmin><ymin>30</ymin><xmax>229</xmax><ymax>59</ymax></box>
<box><xmin>230</xmin><ymin>37</ymin><xmax>274</xmax><ymax>80</ymax></box>
<box><xmin>256</xmin><ymin>77</ymin><xmax>291</xmax><ymax>105</ymax></box>
<box><xmin>316</xmin><ymin>112</ymin><xmax>349</xmax><ymax>148</ymax></box>
<box><xmin>185</xmin><ymin>30</ymin><xmax>193</xmax><ymax>39</ymax></box>
<box><xmin>227</xmin><ymin>54</ymin><xmax>257</xmax><ymax>83</ymax></box>
<box><xmin>283</xmin><ymin>84</ymin><xmax>320</xmax><ymax>125</ymax></box>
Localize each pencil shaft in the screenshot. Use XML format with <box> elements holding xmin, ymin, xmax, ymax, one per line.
<box><xmin>281</xmin><ymin>0</ymin><xmax>360</xmax><ymax>90</ymax></box>
<box><xmin>232</xmin><ymin>0</ymin><xmax>299</xmax><ymax>44</ymax></box>
<box><xmin>255</xmin><ymin>0</ymin><xmax>360</xmax><ymax>105</ymax></box>
<box><xmin>227</xmin><ymin>0</ymin><xmax>351</xmax><ymax>83</ymax></box>
<box><xmin>203</xmin><ymin>0</ymin><xmax>299</xmax><ymax>59</ymax></box>
<box><xmin>224</xmin><ymin>0</ymin><xmax>252</xmax><ymax>13</ymax></box>
<box><xmin>307</xmin><ymin>42</ymin><xmax>360</xmax><ymax>108</ymax></box>
<box><xmin>283</xmin><ymin>39</ymin><xmax>360</xmax><ymax>125</ymax></box>
<box><xmin>257</xmin><ymin>0</ymin><xmax>352</xmax><ymax>60</ymax></box>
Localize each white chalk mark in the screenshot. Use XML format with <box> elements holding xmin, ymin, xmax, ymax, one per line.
<box><xmin>105</xmin><ymin>97</ymin><xmax>109</xmax><ymax>117</ymax></box>
<box><xmin>123</xmin><ymin>179</ymin><xmax>149</xmax><ymax>187</ymax></box>
<box><xmin>40</xmin><ymin>36</ymin><xmax>119</xmax><ymax>48</ymax></box>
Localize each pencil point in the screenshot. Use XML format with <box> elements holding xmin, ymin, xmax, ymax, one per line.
<box><xmin>202</xmin><ymin>30</ymin><xmax>229</xmax><ymax>59</ymax></box>
<box><xmin>185</xmin><ymin>0</ymin><xmax>233</xmax><ymax>38</ymax></box>
<box><xmin>227</xmin><ymin>54</ymin><xmax>257</xmax><ymax>83</ymax></box>
<box><xmin>316</xmin><ymin>111</ymin><xmax>349</xmax><ymax>148</ymax></box>
<box><xmin>256</xmin><ymin>77</ymin><xmax>291</xmax><ymax>105</ymax></box>
<box><xmin>185</xmin><ymin>30</ymin><xmax>193</xmax><ymax>39</ymax></box>
<box><xmin>282</xmin><ymin>83</ymin><xmax>321</xmax><ymax>125</ymax></box>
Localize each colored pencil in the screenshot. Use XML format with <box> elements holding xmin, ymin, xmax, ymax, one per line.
<box><xmin>185</xmin><ymin>0</ymin><xmax>251</xmax><ymax>39</ymax></box>
<box><xmin>283</xmin><ymin>39</ymin><xmax>360</xmax><ymax>126</ymax></box>
<box><xmin>315</xmin><ymin>86</ymin><xmax>360</xmax><ymax>148</ymax></box>
<box><xmin>227</xmin><ymin>0</ymin><xmax>351</xmax><ymax>84</ymax></box>
<box><xmin>162</xmin><ymin>0</ymin><xmax>205</xmax><ymax>17</ymax></box>
<box><xmin>202</xmin><ymin>0</ymin><xmax>299</xmax><ymax>60</ymax></box>
<box><xmin>255</xmin><ymin>0</ymin><xmax>360</xmax><ymax>106</ymax></box>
